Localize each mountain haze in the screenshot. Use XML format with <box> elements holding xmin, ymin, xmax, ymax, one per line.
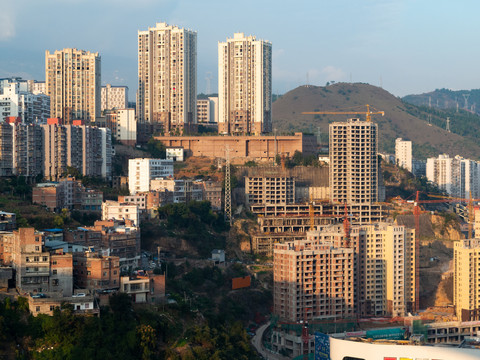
<box><xmin>272</xmin><ymin>83</ymin><xmax>480</xmax><ymax>159</ymax></box>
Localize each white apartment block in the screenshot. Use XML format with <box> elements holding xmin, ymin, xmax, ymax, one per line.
<box><xmin>426</xmin><ymin>154</ymin><xmax>480</xmax><ymax>199</ymax></box>
<box><xmin>0</xmin><ymin>78</ymin><xmax>50</xmax><ymax>124</ymax></box>
<box><xmin>137</xmin><ymin>22</ymin><xmax>197</xmax><ymax>136</ymax></box>
<box><xmin>218</xmin><ymin>33</ymin><xmax>272</xmax><ymax>135</ymax></box>
<box><xmin>274</xmin><ymin>238</ymin><xmax>355</xmax><ymax>322</ymax></box>
<box><xmin>454</xmin><ymin>239</ymin><xmax>480</xmax><ymax>320</ymax></box>
<box><xmin>196</xmin><ymin>97</ymin><xmax>218</xmax><ymax>123</ymax></box>
<box><xmin>150</xmin><ymin>178</ymin><xmax>202</xmax><ymax>203</ymax></box>
<box><xmin>102</xmin><ymin>200</ymin><xmax>140</xmax><ymax>226</ymax></box>
<box><xmin>101</xmin><ymin>84</ymin><xmax>128</xmax><ymax>112</ymax></box>
<box><xmin>128</xmin><ymin>158</ymin><xmax>174</xmax><ymax>194</ymax></box>
<box><xmin>165</xmin><ymin>147</ymin><xmax>184</xmax><ymax>162</ymax></box>
<box><xmin>395</xmin><ymin>138</ymin><xmax>412</xmax><ymax>172</ymax></box>
<box><xmin>329</xmin><ymin>118</ymin><xmax>379</xmax><ymax>204</ymax></box>
<box><xmin>45</xmin><ymin>48</ymin><xmax>101</xmax><ymax>123</ymax></box>
<box><xmin>27</xmin><ymin>80</ymin><xmax>46</xmax><ymax>95</ymax></box>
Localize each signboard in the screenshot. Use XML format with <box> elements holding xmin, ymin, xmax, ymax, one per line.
<box><xmin>314</xmin><ymin>332</ymin><xmax>330</xmax><ymax>360</ymax></box>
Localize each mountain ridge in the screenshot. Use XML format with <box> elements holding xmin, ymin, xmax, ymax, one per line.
<box><xmin>271</xmin><ymin>82</ymin><xmax>480</xmax><ymax>159</ymax></box>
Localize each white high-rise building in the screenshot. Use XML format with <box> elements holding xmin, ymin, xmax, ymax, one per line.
<box><xmin>128</xmin><ymin>158</ymin><xmax>174</xmax><ymax>194</ymax></box>
<box><xmin>426</xmin><ymin>154</ymin><xmax>480</xmax><ymax>199</ymax></box>
<box><xmin>45</xmin><ymin>48</ymin><xmax>101</xmax><ymax>124</ymax></box>
<box><xmin>395</xmin><ymin>138</ymin><xmax>412</xmax><ymax>172</ymax></box>
<box><xmin>218</xmin><ymin>33</ymin><xmax>272</xmax><ymax>135</ymax></box>
<box><xmin>137</xmin><ymin>22</ymin><xmax>197</xmax><ymax>138</ymax></box>
<box><xmin>0</xmin><ymin>78</ymin><xmax>50</xmax><ymax>124</ymax></box>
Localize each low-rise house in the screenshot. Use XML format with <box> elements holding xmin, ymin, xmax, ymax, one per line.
<box><xmin>102</xmin><ymin>200</ymin><xmax>140</xmax><ymax>226</ymax></box>
<box><xmin>28</xmin><ymin>292</ymin><xmax>99</xmax><ymax>316</ymax></box>
<box><xmin>73</xmin><ymin>251</ymin><xmax>120</xmax><ymax>291</ymax></box>
<box><xmin>166</xmin><ymin>147</ymin><xmax>184</xmax><ymax>162</ymax></box>
<box><xmin>120</xmin><ymin>272</ymin><xmax>165</xmax><ymax>304</ymax></box>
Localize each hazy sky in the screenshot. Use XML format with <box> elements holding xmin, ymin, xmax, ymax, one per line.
<box><xmin>1</xmin><ymin>0</ymin><xmax>479</xmax><ymax>97</ymax></box>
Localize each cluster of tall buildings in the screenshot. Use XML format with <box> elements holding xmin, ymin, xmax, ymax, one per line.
<box><xmin>250</xmin><ymin>116</ymin><xmax>424</xmax><ymax>329</ymax></box>
<box><xmin>136</xmin><ymin>22</ymin><xmax>272</xmax><ymax>139</ymax></box>
<box><xmin>0</xmin><ymin>117</ymin><xmax>112</xmax><ymax>179</ymax></box>
<box><xmin>426</xmin><ymin>154</ymin><xmax>480</xmax><ymax>199</ymax></box>
<box><xmin>0</xmin><ymin>78</ymin><xmax>50</xmax><ymax>124</ymax></box>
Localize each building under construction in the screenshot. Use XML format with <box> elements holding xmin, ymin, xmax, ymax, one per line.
<box><xmin>250</xmin><ymin>202</ymin><xmax>387</xmax><ymax>256</ymax></box>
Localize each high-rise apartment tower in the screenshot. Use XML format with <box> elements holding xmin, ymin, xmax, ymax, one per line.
<box><xmin>218</xmin><ymin>33</ymin><xmax>272</xmax><ymax>135</ymax></box>
<box><xmin>45</xmin><ymin>48</ymin><xmax>101</xmax><ymax>124</ymax></box>
<box><xmin>329</xmin><ymin>118</ymin><xmax>379</xmax><ymax>204</ymax></box>
<box><xmin>137</xmin><ymin>22</ymin><xmax>197</xmax><ymax>138</ymax></box>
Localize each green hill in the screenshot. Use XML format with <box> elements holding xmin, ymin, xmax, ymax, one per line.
<box><xmin>272</xmin><ymin>83</ymin><xmax>480</xmax><ymax>159</ymax></box>
<box><xmin>403</xmin><ymin>88</ymin><xmax>480</xmax><ymax>114</ymax></box>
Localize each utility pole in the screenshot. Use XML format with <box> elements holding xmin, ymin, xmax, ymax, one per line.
<box><xmin>446</xmin><ymin>117</ymin><xmax>451</xmax><ymax>132</ymax></box>
<box><xmin>224</xmin><ymin>147</ymin><xmax>232</xmax><ymax>225</ymax></box>
<box><xmin>463</xmin><ymin>93</ymin><xmax>470</xmax><ymax>110</ymax></box>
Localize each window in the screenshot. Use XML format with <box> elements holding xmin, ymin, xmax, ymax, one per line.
<box><xmin>50</xmin><ymin>305</ymin><xmax>55</xmax><ymax>311</ymax></box>
<box><xmin>36</xmin><ymin>306</ymin><xmax>40</xmax><ymax>312</ymax></box>
<box><xmin>52</xmin><ymin>270</ymin><xmax>57</xmax><ymax>275</ymax></box>
<box><xmin>52</xmin><ymin>279</ymin><xmax>59</xmax><ymax>286</ymax></box>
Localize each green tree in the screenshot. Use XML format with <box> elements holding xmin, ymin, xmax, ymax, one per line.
<box><xmin>146</xmin><ymin>139</ymin><xmax>166</xmax><ymax>158</ymax></box>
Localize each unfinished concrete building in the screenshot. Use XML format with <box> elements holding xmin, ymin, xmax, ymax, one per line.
<box><xmin>329</xmin><ymin>118</ymin><xmax>380</xmax><ymax>204</ymax></box>
<box><xmin>250</xmin><ymin>202</ymin><xmax>386</xmax><ymax>256</ymax></box>
<box><xmin>274</xmin><ymin>238</ymin><xmax>355</xmax><ymax>322</ymax></box>
<box><xmin>245</xmin><ymin>176</ymin><xmax>295</xmax><ymax>205</ymax></box>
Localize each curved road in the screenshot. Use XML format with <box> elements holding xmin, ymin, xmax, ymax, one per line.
<box><xmin>251</xmin><ymin>321</ymin><xmax>291</xmax><ymax>360</ymax></box>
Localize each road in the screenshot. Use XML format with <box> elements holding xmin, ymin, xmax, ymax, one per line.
<box><xmin>251</xmin><ymin>322</ymin><xmax>291</xmax><ymax>360</ymax></box>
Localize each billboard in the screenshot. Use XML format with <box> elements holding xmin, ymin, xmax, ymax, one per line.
<box><xmin>314</xmin><ymin>332</ymin><xmax>330</xmax><ymax>360</ymax></box>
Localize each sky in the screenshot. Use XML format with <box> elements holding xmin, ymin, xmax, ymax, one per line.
<box><xmin>1</xmin><ymin>0</ymin><xmax>480</xmax><ymax>97</ymax></box>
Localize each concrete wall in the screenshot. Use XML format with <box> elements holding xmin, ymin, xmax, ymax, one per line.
<box><xmin>154</xmin><ymin>133</ymin><xmax>317</xmax><ymax>162</ymax></box>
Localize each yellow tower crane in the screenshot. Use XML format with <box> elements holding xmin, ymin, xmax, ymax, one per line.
<box><xmin>301</xmin><ymin>104</ymin><xmax>385</xmax><ymax>122</ymax></box>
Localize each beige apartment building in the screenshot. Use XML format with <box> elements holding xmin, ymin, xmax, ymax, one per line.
<box><xmin>329</xmin><ymin>118</ymin><xmax>379</xmax><ymax>204</ymax></box>
<box><xmin>274</xmin><ymin>238</ymin><xmax>355</xmax><ymax>322</ymax></box>
<box><xmin>137</xmin><ymin>22</ymin><xmax>197</xmax><ymax>138</ymax></box>
<box><xmin>45</xmin><ymin>48</ymin><xmax>101</xmax><ymax>123</ymax></box>
<box><xmin>218</xmin><ymin>33</ymin><xmax>272</xmax><ymax>135</ymax></box>
<box><xmin>351</xmin><ymin>223</ymin><xmax>416</xmax><ymax>317</ymax></box>
<box><xmin>101</xmin><ymin>84</ymin><xmax>128</xmax><ymax>112</ymax></box>
<box><xmin>454</xmin><ymin>239</ymin><xmax>480</xmax><ymax>321</ymax></box>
